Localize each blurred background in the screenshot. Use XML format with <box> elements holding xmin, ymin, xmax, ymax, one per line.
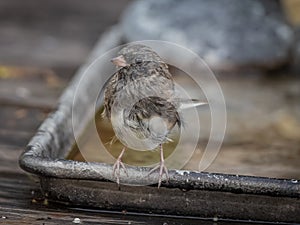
<box><xmin>0</xmin><ymin>0</ymin><xmax>299</xmax><ymax>72</ymax></box>
<box><xmin>0</xmin><ymin>0</ymin><xmax>300</xmax><ymax>179</ymax></box>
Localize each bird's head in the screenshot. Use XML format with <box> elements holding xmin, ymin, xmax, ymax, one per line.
<box><xmin>111</xmin><ymin>44</ymin><xmax>164</xmax><ymax>67</ymax></box>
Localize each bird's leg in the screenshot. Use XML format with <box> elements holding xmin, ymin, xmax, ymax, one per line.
<box><xmin>149</xmin><ymin>144</ymin><xmax>169</xmax><ymax>188</ymax></box>
<box><xmin>113</xmin><ymin>147</ymin><xmax>128</xmax><ymax>186</ymax></box>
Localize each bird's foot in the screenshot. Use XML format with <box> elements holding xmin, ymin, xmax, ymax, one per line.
<box><xmin>112</xmin><ymin>147</ymin><xmax>128</xmax><ymax>186</ymax></box>
<box><xmin>148</xmin><ymin>160</ymin><xmax>169</xmax><ymax>188</ymax></box>
<box><xmin>148</xmin><ymin>144</ymin><xmax>169</xmax><ymax>188</ymax></box>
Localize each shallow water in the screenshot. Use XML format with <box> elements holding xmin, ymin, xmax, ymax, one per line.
<box><xmin>68</xmin><ymin>70</ymin><xmax>300</xmax><ymax>180</ymax></box>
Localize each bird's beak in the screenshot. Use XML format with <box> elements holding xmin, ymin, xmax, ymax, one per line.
<box><xmin>111</xmin><ymin>55</ymin><xmax>128</xmax><ymax>67</ymax></box>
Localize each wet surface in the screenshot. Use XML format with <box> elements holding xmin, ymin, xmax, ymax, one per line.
<box><xmin>68</xmin><ymin>69</ymin><xmax>300</xmax><ymax>180</ymax></box>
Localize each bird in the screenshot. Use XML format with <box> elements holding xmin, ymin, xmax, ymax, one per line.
<box><xmin>103</xmin><ymin>44</ymin><xmax>205</xmax><ymax>188</ymax></box>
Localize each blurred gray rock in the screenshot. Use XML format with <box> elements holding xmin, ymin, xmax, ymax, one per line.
<box><xmin>291</xmin><ymin>27</ymin><xmax>300</xmax><ymax>72</ymax></box>
<box><xmin>121</xmin><ymin>0</ymin><xmax>294</xmax><ymax>71</ymax></box>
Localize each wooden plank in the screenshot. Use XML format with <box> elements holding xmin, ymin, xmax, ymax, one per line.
<box><xmin>0</xmin><ymin>129</ymin><xmax>33</xmax><ymax>148</ymax></box>
<box><xmin>0</xmin><ymin>107</ymin><xmax>48</xmax><ymax>132</ymax></box>
<box><xmin>0</xmin><ymin>145</ymin><xmax>25</xmax><ymax>173</ymax></box>
<box><xmin>0</xmin><ymin>66</ymin><xmax>66</xmax><ymax>147</ymax></box>
<box><xmin>0</xmin><ymin>107</ymin><xmax>49</xmax><ymax>147</ymax></box>
<box><xmin>0</xmin><ymin>206</ymin><xmax>206</xmax><ymax>225</ymax></box>
<box><xmin>0</xmin><ymin>66</ymin><xmax>67</xmax><ymax>110</ymax></box>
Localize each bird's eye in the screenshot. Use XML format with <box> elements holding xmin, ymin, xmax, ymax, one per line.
<box><xmin>135</xmin><ymin>58</ymin><xmax>143</xmax><ymax>64</ymax></box>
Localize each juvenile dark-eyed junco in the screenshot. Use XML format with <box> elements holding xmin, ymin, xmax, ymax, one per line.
<box><xmin>103</xmin><ymin>44</ymin><xmax>205</xmax><ymax>187</ymax></box>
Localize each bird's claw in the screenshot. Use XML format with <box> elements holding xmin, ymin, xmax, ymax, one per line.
<box><xmin>148</xmin><ymin>160</ymin><xmax>169</xmax><ymax>188</ymax></box>
<box><xmin>112</xmin><ymin>148</ymin><xmax>128</xmax><ymax>186</ymax></box>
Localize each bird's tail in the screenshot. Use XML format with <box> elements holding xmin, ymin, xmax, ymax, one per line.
<box><xmin>177</xmin><ymin>99</ymin><xmax>208</xmax><ymax>110</ymax></box>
